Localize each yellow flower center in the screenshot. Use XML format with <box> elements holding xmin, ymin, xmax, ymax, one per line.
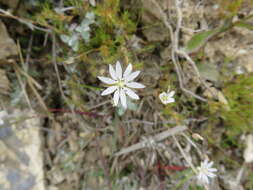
<box><xmin>199</xmin><ymin>167</ymin><xmax>208</xmax><ymax>175</ymax></box>
<box><xmin>117</xmin><ymin>80</ymin><xmax>125</xmax><ymax>88</ymax></box>
<box><xmin>161</xmin><ymin>95</ymin><xmax>169</xmax><ymax>101</ymax></box>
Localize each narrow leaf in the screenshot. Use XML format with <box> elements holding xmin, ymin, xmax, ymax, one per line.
<box><xmin>184</xmin><ymin>29</ymin><xmax>218</xmax><ymax>53</ymax></box>
<box><xmin>235</xmin><ymin>21</ymin><xmax>253</xmax><ymax>30</ymax></box>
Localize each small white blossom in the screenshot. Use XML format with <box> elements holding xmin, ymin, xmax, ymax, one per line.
<box><xmin>98</xmin><ymin>61</ymin><xmax>145</xmax><ymax>108</ymax></box>
<box><xmin>197</xmin><ymin>159</ymin><xmax>217</xmax><ymax>184</ymax></box>
<box><xmin>0</xmin><ymin>111</ymin><xmax>7</xmax><ymax>125</ymax></box>
<box><xmin>0</xmin><ymin>119</ymin><xmax>3</xmax><ymax>125</ymax></box>
<box><xmin>244</xmin><ymin>134</ymin><xmax>253</xmax><ymax>163</ymax></box>
<box><xmin>159</xmin><ymin>89</ymin><xmax>175</xmax><ymax>105</ymax></box>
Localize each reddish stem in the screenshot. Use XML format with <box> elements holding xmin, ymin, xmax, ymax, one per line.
<box><xmin>157</xmin><ymin>163</ymin><xmax>187</xmax><ymax>171</ymax></box>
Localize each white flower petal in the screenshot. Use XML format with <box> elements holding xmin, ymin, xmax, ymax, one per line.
<box><xmin>207</xmin><ymin>173</ymin><xmax>216</xmax><ymax>178</ymax></box>
<box><xmin>125</xmin><ymin>71</ymin><xmax>140</xmax><ymax>82</ymax></box>
<box><xmin>124</xmin><ymin>88</ymin><xmax>139</xmax><ymax>100</ymax></box>
<box><xmin>120</xmin><ymin>89</ymin><xmax>127</xmax><ymax>108</ymax></box>
<box><xmin>159</xmin><ymin>92</ymin><xmax>168</xmax><ymax>104</ymax></box>
<box><xmin>159</xmin><ymin>92</ymin><xmax>175</xmax><ymax>104</ymax></box>
<box><xmin>168</xmin><ymin>90</ymin><xmax>175</xmax><ymax>97</ymax></box>
<box><xmin>123</xmin><ymin>64</ymin><xmax>132</xmax><ymax>78</ymax></box>
<box><xmin>98</xmin><ymin>76</ymin><xmax>116</xmax><ymax>84</ymax></box>
<box><xmin>159</xmin><ymin>92</ymin><xmax>167</xmax><ymax>98</ymax></box>
<box><xmin>208</xmin><ymin>168</ymin><xmax>218</xmax><ymax>172</ymax></box>
<box><xmin>101</xmin><ymin>86</ymin><xmax>117</xmax><ymax>96</ymax></box>
<box><xmin>126</xmin><ymin>82</ymin><xmax>145</xmax><ymax>89</ymax></box>
<box><xmin>202</xmin><ymin>175</ymin><xmax>210</xmax><ymax>184</ymax></box>
<box><xmin>164</xmin><ymin>99</ymin><xmax>174</xmax><ymax>104</ymax></box>
<box><xmin>203</xmin><ymin>159</ymin><xmax>209</xmax><ymax>166</ymax></box>
<box><xmin>113</xmin><ymin>88</ymin><xmax>120</xmax><ymax>106</ymax></box>
<box><xmin>207</xmin><ymin>161</ymin><xmax>214</xmax><ymax>168</ymax></box>
<box><xmin>109</xmin><ymin>64</ymin><xmax>117</xmax><ymax>80</ymax></box>
<box><xmin>115</xmin><ymin>61</ymin><xmax>122</xmax><ymax>79</ymax></box>
<box><xmin>197</xmin><ymin>159</ymin><xmax>217</xmax><ymax>184</ymax></box>
<box><xmin>166</xmin><ymin>98</ymin><xmax>175</xmax><ymax>104</ymax></box>
<box><xmin>198</xmin><ymin>173</ymin><xmax>209</xmax><ymax>184</ymax></box>
<box><xmin>197</xmin><ymin>173</ymin><xmax>204</xmax><ymax>181</ymax></box>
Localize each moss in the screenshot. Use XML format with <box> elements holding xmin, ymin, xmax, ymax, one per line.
<box><xmin>208</xmin><ymin>74</ymin><xmax>253</xmax><ymax>145</ymax></box>
<box><xmin>222</xmin><ymin>74</ymin><xmax>253</xmax><ymax>135</ymax></box>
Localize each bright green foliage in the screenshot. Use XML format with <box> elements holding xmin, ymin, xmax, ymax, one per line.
<box><xmin>216</xmin><ymin>0</ymin><xmax>253</xmax><ymax>16</ymax></box>
<box><xmin>35</xmin><ymin>3</ymin><xmax>70</xmax><ymax>32</ymax></box>
<box><xmin>219</xmin><ymin>74</ymin><xmax>253</xmax><ymax>138</ymax></box>
<box><xmin>245</xmin><ymin>172</ymin><xmax>253</xmax><ymax>190</ymax></box>
<box><xmin>235</xmin><ymin>21</ymin><xmax>253</xmax><ymax>31</ymax></box>
<box><xmin>95</xmin><ymin>0</ymin><xmax>136</xmax><ymax>33</ymax></box>
<box><xmin>189</xmin><ymin>185</ymin><xmax>204</xmax><ymax>190</ymax></box>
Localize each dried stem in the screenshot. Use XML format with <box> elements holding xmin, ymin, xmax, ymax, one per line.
<box><xmin>151</xmin><ymin>0</ymin><xmax>207</xmax><ymax>102</ymax></box>
<box><xmin>172</xmin><ymin>135</ymin><xmax>197</xmax><ymax>174</ymax></box>
<box><xmin>114</xmin><ymin>125</ymin><xmax>187</xmax><ymax>156</ymax></box>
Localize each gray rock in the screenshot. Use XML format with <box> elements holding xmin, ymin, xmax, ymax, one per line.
<box><xmin>0</xmin><ymin>0</ymin><xmax>20</xmax><ymax>10</ymax></box>
<box><xmin>141</xmin><ymin>0</ymin><xmax>169</xmax><ymax>42</ymax></box>
<box><xmin>0</xmin><ymin>20</ymin><xmax>18</xmax><ymax>61</ymax></box>
<box><xmin>0</xmin><ymin>110</ymin><xmax>45</xmax><ymax>190</ymax></box>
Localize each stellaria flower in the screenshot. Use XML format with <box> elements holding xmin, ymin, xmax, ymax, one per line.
<box><xmin>159</xmin><ymin>89</ymin><xmax>175</xmax><ymax>105</ymax></box>
<box><xmin>197</xmin><ymin>159</ymin><xmax>217</xmax><ymax>184</ymax></box>
<box><xmin>98</xmin><ymin>61</ymin><xmax>145</xmax><ymax>108</ymax></box>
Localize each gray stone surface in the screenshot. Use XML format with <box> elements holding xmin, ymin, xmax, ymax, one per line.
<box><xmin>0</xmin><ymin>110</ymin><xmax>45</xmax><ymax>190</ymax></box>
<box><xmin>0</xmin><ymin>20</ymin><xmax>18</xmax><ymax>61</ymax></box>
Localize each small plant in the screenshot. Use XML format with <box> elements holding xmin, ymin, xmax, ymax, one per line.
<box><xmin>60</xmin><ymin>12</ymin><xmax>96</xmax><ymax>51</ymax></box>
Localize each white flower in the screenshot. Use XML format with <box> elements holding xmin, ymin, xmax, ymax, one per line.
<box><xmin>159</xmin><ymin>90</ymin><xmax>175</xmax><ymax>104</ymax></box>
<box><xmin>244</xmin><ymin>134</ymin><xmax>253</xmax><ymax>163</ymax></box>
<box><xmin>98</xmin><ymin>61</ymin><xmax>145</xmax><ymax>108</ymax></box>
<box><xmin>197</xmin><ymin>159</ymin><xmax>217</xmax><ymax>184</ymax></box>
<box><xmin>0</xmin><ymin>111</ymin><xmax>7</xmax><ymax>125</ymax></box>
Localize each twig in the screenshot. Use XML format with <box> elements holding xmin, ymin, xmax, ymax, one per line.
<box><xmin>151</xmin><ymin>0</ymin><xmax>207</xmax><ymax>102</ymax></box>
<box><xmin>114</xmin><ymin>125</ymin><xmax>187</xmax><ymax>156</ymax></box>
<box><xmin>172</xmin><ymin>135</ymin><xmax>197</xmax><ymax>174</ymax></box>
<box><xmin>88</xmin><ymin>100</ymin><xmax>111</xmax><ymax>110</ymax></box>
<box><xmin>0</xmin><ymin>8</ymin><xmax>51</xmax><ymax>33</ymax></box>
<box><xmin>16</xmin><ymin>41</ymin><xmax>32</xmax><ymax>109</ymax></box>
<box><xmin>15</xmin><ymin>42</ymin><xmax>48</xmax><ymax>111</ymax></box>
<box><xmin>14</xmin><ymin>68</ymin><xmax>32</xmax><ymax>109</ymax></box>
<box><xmin>52</xmin><ymin>33</ymin><xmax>65</xmax><ymax>99</ymax></box>
<box><xmin>13</xmin><ymin>62</ymin><xmax>48</xmax><ymax>112</ymax></box>
<box><xmin>25</xmin><ymin>34</ymin><xmax>34</xmax><ymax>67</ymax></box>
<box><xmin>14</xmin><ymin>64</ymin><xmax>42</xmax><ymax>90</ymax></box>
<box><xmin>181</xmin><ymin>132</ymin><xmax>203</xmax><ymax>158</ymax></box>
<box><xmin>177</xmin><ymin>49</ymin><xmax>215</xmax><ymax>98</ymax></box>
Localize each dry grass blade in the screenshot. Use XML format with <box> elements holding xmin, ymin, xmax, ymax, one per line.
<box><xmin>0</xmin><ymin>8</ymin><xmax>51</xmax><ymax>33</ymax></box>
<box><xmin>14</xmin><ymin>44</ymin><xmax>48</xmax><ymax>113</ymax></box>
<box><xmin>114</xmin><ymin>125</ymin><xmax>187</xmax><ymax>156</ymax></box>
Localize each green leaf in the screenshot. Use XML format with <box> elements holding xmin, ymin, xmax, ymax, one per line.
<box><xmin>127</xmin><ymin>99</ymin><xmax>138</xmax><ymax>111</ymax></box>
<box><xmin>116</xmin><ymin>105</ymin><xmax>126</xmax><ymax>116</ymax></box>
<box><xmin>81</xmin><ymin>32</ymin><xmax>90</xmax><ymax>42</ymax></box>
<box><xmin>184</xmin><ymin>29</ymin><xmax>219</xmax><ymax>53</ymax></box>
<box><xmin>235</xmin><ymin>21</ymin><xmax>253</xmax><ymax>30</ymax></box>
<box><xmin>60</xmin><ymin>34</ymin><xmax>70</xmax><ymax>43</ymax></box>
